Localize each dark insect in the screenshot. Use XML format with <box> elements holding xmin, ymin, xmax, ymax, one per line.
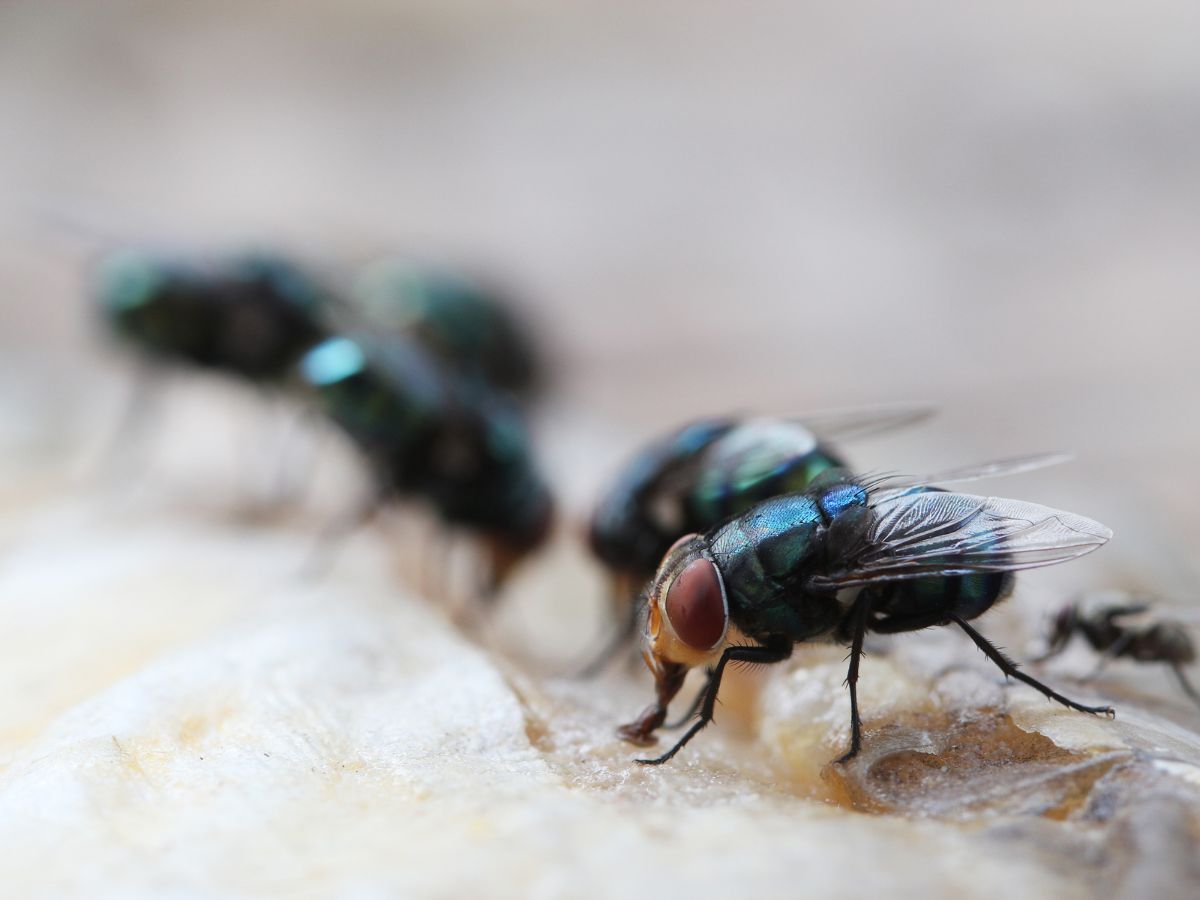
<box><xmin>354</xmin><ymin>259</ymin><xmax>543</xmax><ymax>398</ymax></box>
<box><xmin>96</xmin><ymin>250</ymin><xmax>334</xmax><ymax>383</ymax></box>
<box><xmin>584</xmin><ymin>408</ymin><xmax>930</xmax><ymax>671</ymax></box>
<box><xmin>617</xmin><ymin>462</ymin><xmax>1113</xmax><ymax>765</ymax></box>
<box><xmin>1038</xmin><ymin>596</ymin><xmax>1200</xmax><ymax>709</ymax></box>
<box><xmin>298</xmin><ymin>333</ymin><xmax>553</xmax><ymax>593</ymax></box>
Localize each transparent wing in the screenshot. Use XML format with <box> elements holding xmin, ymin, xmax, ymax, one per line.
<box><xmin>869</xmin><ymin>453</ymin><xmax>1073</xmax><ymax>502</ymax></box>
<box><xmin>788</xmin><ymin>404</ymin><xmax>934</xmax><ymax>443</ymax></box>
<box><xmin>811</xmin><ymin>491</ymin><xmax>1112</xmax><ymax>589</ymax></box>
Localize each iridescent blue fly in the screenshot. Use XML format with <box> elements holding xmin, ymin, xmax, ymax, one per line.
<box><xmin>618</xmin><ymin>463</ymin><xmax>1113</xmax><ymax>764</ymax></box>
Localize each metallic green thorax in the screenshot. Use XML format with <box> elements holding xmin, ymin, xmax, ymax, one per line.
<box><xmin>708</xmin><ymin>491</ymin><xmax>847</xmax><ymax>643</ymax></box>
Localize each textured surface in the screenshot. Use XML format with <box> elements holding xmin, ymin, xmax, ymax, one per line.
<box><xmin>1</xmin><ymin>423</ymin><xmax>1199</xmax><ymax>898</ymax></box>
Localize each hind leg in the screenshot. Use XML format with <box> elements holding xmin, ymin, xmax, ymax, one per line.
<box><xmin>85</xmin><ymin>363</ymin><xmax>165</xmax><ymax>481</ymax></box>
<box><xmin>952</xmin><ymin>615</ymin><xmax>1115</xmax><ymax>717</ymax></box>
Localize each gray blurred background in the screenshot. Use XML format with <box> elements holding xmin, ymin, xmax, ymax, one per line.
<box><xmin>1</xmin><ymin>0</ymin><xmax>1198</xmax><ymax>592</ymax></box>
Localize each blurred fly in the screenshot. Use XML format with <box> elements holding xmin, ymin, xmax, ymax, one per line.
<box><xmin>91</xmin><ymin>249</ymin><xmax>340</xmax><ymax>501</ymax></box>
<box><xmin>299</xmin><ymin>333</ymin><xmax>553</xmax><ymax>594</ymax></box>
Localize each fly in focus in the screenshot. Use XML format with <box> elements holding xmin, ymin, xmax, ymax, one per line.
<box><xmin>618</xmin><ymin>462</ymin><xmax>1114</xmax><ymax>764</ymax></box>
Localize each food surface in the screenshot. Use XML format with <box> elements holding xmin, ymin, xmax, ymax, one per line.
<box><xmin>1</xmin><ymin>406</ymin><xmax>1198</xmax><ymax>898</ymax></box>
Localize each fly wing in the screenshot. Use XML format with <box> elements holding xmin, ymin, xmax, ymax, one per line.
<box><xmin>811</xmin><ymin>491</ymin><xmax>1112</xmax><ymax>589</ymax></box>
<box><xmin>869</xmin><ymin>453</ymin><xmax>1073</xmax><ymax>503</ymax></box>
<box><xmin>788</xmin><ymin>404</ymin><xmax>934</xmax><ymax>442</ymax></box>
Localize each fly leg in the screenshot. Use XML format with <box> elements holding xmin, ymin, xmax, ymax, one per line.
<box><xmin>834</xmin><ymin>594</ymin><xmax>874</xmax><ymax>764</ymax></box>
<box><xmin>85</xmin><ymin>362</ymin><xmax>164</xmax><ymax>481</ymax></box>
<box><xmin>663</xmin><ymin>668</ymin><xmax>714</xmax><ymax>729</ymax></box>
<box><xmin>951</xmin><ymin>615</ymin><xmax>1115</xmax><ymax>717</ymax></box>
<box><xmin>420</xmin><ymin>522</ymin><xmax>451</xmax><ymax>602</ymax></box>
<box><xmin>299</xmin><ymin>491</ymin><xmax>386</xmax><ymax>580</ymax></box>
<box><xmin>1170</xmin><ymin>665</ymin><xmax>1200</xmax><ymax>711</ymax></box>
<box><xmin>261</xmin><ymin>403</ymin><xmax>322</xmax><ymax>514</ymax></box>
<box><xmin>617</xmin><ymin>662</ymin><xmax>688</xmax><ymax>747</ymax></box>
<box><xmin>635</xmin><ymin>639</ymin><xmax>792</xmax><ymax>766</ymax></box>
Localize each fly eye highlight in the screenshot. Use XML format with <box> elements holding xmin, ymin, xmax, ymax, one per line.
<box><xmin>664</xmin><ymin>557</ymin><xmax>727</xmax><ymax>651</ymax></box>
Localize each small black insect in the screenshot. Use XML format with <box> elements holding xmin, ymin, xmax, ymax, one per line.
<box><xmin>298</xmin><ymin>333</ymin><xmax>553</xmax><ymax>593</ymax></box>
<box><xmin>1038</xmin><ymin>595</ymin><xmax>1200</xmax><ymax>709</ymax></box>
<box><xmin>96</xmin><ymin>249</ymin><xmax>335</xmax><ymax>383</ymax></box>
<box><xmin>617</xmin><ymin>462</ymin><xmax>1114</xmax><ymax>765</ymax></box>
<box><xmin>354</xmin><ymin>259</ymin><xmax>543</xmax><ymax>398</ymax></box>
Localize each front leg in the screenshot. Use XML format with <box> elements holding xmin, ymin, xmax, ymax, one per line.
<box><xmin>617</xmin><ymin>661</ymin><xmax>688</xmax><ymax>746</ymax></box>
<box><xmin>635</xmin><ymin>639</ymin><xmax>793</xmax><ymax>766</ymax></box>
<box><xmin>663</xmin><ymin>668</ymin><xmax>714</xmax><ymax>729</ymax></box>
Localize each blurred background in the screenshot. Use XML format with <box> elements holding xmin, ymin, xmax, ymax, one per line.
<box><xmin>1</xmin><ymin>0</ymin><xmax>1198</xmax><ymax>592</ymax></box>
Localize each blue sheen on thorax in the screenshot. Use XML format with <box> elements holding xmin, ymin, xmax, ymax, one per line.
<box><xmin>746</xmin><ymin>494</ymin><xmax>822</xmax><ymax>576</ymax></box>
<box><xmin>710</xmin><ymin>493</ymin><xmax>823</xmax><ymax>581</ymax></box>
<box><xmin>743</xmin><ymin>493</ymin><xmax>822</xmax><ymax>540</ymax></box>
<box><xmin>818</xmin><ymin>481</ymin><xmax>868</xmax><ymax>521</ymax></box>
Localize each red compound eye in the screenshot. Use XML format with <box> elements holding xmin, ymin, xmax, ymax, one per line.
<box><xmin>664</xmin><ymin>557</ymin><xmax>726</xmax><ymax>651</ymax></box>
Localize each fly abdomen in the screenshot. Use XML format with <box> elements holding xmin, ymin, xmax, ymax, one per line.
<box><xmin>872</xmin><ymin>572</ymin><xmax>1015</xmax><ymax>627</ymax></box>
